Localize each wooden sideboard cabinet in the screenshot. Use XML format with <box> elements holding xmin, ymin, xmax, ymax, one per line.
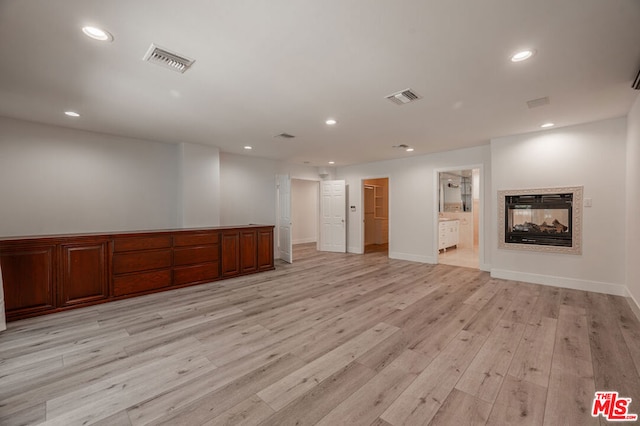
<box><xmin>0</xmin><ymin>225</ymin><xmax>274</xmax><ymax>321</ymax></box>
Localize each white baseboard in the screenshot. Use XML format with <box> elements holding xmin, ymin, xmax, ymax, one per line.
<box><xmin>626</xmin><ymin>291</ymin><xmax>640</xmax><ymax>322</ymax></box>
<box><xmin>479</xmin><ymin>262</ymin><xmax>492</xmax><ymax>273</ymax></box>
<box><xmin>389</xmin><ymin>251</ymin><xmax>437</xmax><ymax>264</ymax></box>
<box><xmin>347</xmin><ymin>246</ymin><xmax>364</xmax><ymax>254</ymax></box>
<box><xmin>490</xmin><ymin>268</ymin><xmax>627</xmax><ymax>296</ymax></box>
<box><xmin>292</xmin><ymin>238</ymin><xmax>316</xmax><ymax>245</ymax></box>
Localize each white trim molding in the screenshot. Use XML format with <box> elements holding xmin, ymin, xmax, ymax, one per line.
<box><xmin>390</xmin><ymin>251</ymin><xmax>437</xmax><ymax>264</ymax></box>
<box><xmin>491</xmin><ymin>268</ymin><xmax>627</xmax><ymax>296</ymax></box>
<box><xmin>626</xmin><ymin>291</ymin><xmax>640</xmax><ymax>322</ymax></box>
<box><xmin>292</xmin><ymin>237</ymin><xmax>317</xmax><ymax>245</ymax></box>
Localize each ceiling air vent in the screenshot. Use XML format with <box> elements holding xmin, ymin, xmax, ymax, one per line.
<box><xmin>143</xmin><ymin>44</ymin><xmax>195</xmax><ymax>74</ymax></box>
<box><xmin>274</xmin><ymin>133</ymin><xmax>296</xmax><ymax>139</ymax></box>
<box><xmin>526</xmin><ymin>96</ymin><xmax>550</xmax><ymax>109</ymax></box>
<box><xmin>385</xmin><ymin>88</ymin><xmax>422</xmax><ymax>105</ymax></box>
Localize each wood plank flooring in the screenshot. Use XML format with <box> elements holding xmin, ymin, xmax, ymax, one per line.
<box><xmin>1</xmin><ymin>243</ymin><xmax>639</xmax><ymax>425</ymax></box>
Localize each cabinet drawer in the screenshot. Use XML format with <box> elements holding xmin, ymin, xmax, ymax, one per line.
<box><xmin>113</xmin><ymin>269</ymin><xmax>171</xmax><ymax>296</ymax></box>
<box><xmin>113</xmin><ymin>249</ymin><xmax>172</xmax><ymax>274</ymax></box>
<box><xmin>173</xmin><ymin>233</ymin><xmax>219</xmax><ymax>247</ymax></box>
<box><xmin>174</xmin><ymin>245</ymin><xmax>219</xmax><ymax>266</ymax></box>
<box><xmin>173</xmin><ymin>263</ymin><xmax>220</xmax><ymax>286</ymax></box>
<box><xmin>113</xmin><ymin>236</ymin><xmax>172</xmax><ymax>252</ymax></box>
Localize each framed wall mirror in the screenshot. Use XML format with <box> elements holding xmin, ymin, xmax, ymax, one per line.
<box><xmin>439</xmin><ymin>170</ymin><xmax>473</xmax><ymax>212</ymax></box>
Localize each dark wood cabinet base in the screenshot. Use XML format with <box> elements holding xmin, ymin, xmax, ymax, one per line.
<box><xmin>0</xmin><ymin>225</ymin><xmax>274</xmax><ymax>321</ymax></box>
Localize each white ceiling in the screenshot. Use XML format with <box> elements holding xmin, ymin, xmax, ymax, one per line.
<box><xmin>1</xmin><ymin>0</ymin><xmax>639</xmax><ymax>167</ymax></box>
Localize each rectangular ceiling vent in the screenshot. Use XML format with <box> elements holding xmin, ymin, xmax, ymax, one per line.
<box><xmin>385</xmin><ymin>88</ymin><xmax>422</xmax><ymax>105</ymax></box>
<box><xmin>526</xmin><ymin>96</ymin><xmax>550</xmax><ymax>109</ymax></box>
<box><xmin>274</xmin><ymin>133</ymin><xmax>296</xmax><ymax>139</ymax></box>
<box><xmin>143</xmin><ymin>44</ymin><xmax>195</xmax><ymax>74</ymax></box>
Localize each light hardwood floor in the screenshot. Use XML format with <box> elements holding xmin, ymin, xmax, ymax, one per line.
<box><xmin>1</xmin><ymin>243</ymin><xmax>639</xmax><ymax>425</ymax></box>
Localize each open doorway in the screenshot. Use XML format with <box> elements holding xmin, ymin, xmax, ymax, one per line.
<box><xmin>290</xmin><ymin>179</ymin><xmax>320</xmax><ymax>260</ymax></box>
<box><xmin>363</xmin><ymin>178</ymin><xmax>389</xmax><ymax>254</ymax></box>
<box><xmin>437</xmin><ymin>168</ymin><xmax>480</xmax><ymax>269</ymax></box>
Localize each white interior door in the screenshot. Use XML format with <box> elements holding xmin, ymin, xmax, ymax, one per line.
<box><xmin>320</xmin><ymin>180</ymin><xmax>346</xmax><ymax>252</ymax></box>
<box><xmin>277</xmin><ymin>174</ymin><xmax>292</xmax><ymax>263</ymax></box>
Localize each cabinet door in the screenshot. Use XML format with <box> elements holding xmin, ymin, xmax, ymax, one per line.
<box><xmin>0</xmin><ymin>244</ymin><xmax>56</xmax><ymax>319</ymax></box>
<box><xmin>240</xmin><ymin>230</ymin><xmax>258</xmax><ymax>273</ymax></box>
<box><xmin>221</xmin><ymin>231</ymin><xmax>240</xmax><ymax>277</ymax></box>
<box><xmin>59</xmin><ymin>241</ymin><xmax>109</xmax><ymax>307</ymax></box>
<box><xmin>257</xmin><ymin>228</ymin><xmax>274</xmax><ymax>271</ymax></box>
<box><xmin>449</xmin><ymin>222</ymin><xmax>459</xmax><ymax>246</ymax></box>
<box><xmin>438</xmin><ymin>223</ymin><xmax>447</xmax><ymax>249</ymax></box>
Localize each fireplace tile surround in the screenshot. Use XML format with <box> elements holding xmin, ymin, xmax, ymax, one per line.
<box><xmin>498</xmin><ymin>186</ymin><xmax>583</xmax><ymax>255</ymax></box>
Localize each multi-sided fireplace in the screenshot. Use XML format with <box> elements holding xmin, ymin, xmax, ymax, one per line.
<box><xmin>498</xmin><ymin>186</ymin><xmax>583</xmax><ymax>254</ymax></box>
<box><xmin>505</xmin><ymin>193</ymin><xmax>572</xmax><ymax>246</ymax></box>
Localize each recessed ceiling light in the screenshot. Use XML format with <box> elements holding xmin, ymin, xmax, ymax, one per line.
<box><xmin>511</xmin><ymin>49</ymin><xmax>535</xmax><ymax>62</ymax></box>
<box><xmin>541</xmin><ymin>122</ymin><xmax>555</xmax><ymax>128</ymax></box>
<box><xmin>82</xmin><ymin>26</ymin><xmax>113</xmax><ymax>42</ymax></box>
<box><xmin>244</xmin><ymin>146</ymin><xmax>253</xmax><ymax>150</ymax></box>
<box><xmin>328</xmin><ymin>161</ymin><xmax>335</xmax><ymax>165</ymax></box>
<box><xmin>406</xmin><ymin>147</ymin><xmax>414</xmax><ymax>152</ymax></box>
<box><xmin>325</xmin><ymin>119</ymin><xmax>337</xmax><ymax>125</ymax></box>
<box><xmin>64</xmin><ymin>111</ymin><xmax>80</xmax><ymax>117</ymax></box>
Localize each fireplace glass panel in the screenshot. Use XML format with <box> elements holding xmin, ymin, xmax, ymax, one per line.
<box><xmin>504</xmin><ymin>193</ymin><xmax>573</xmax><ymax>247</ymax></box>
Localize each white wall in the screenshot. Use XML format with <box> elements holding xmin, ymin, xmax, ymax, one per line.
<box><xmin>627</xmin><ymin>94</ymin><xmax>640</xmax><ymax>309</ymax></box>
<box><xmin>219</xmin><ymin>153</ymin><xmax>321</xmax><ymax>227</ymax></box>
<box><xmin>336</xmin><ymin>145</ymin><xmax>491</xmax><ymax>269</ymax></box>
<box><xmin>491</xmin><ymin>117</ymin><xmax>627</xmax><ymax>295</ymax></box>
<box><xmin>0</xmin><ymin>117</ymin><xmax>179</xmax><ymax>237</ymax></box>
<box><xmin>3</xmin><ymin>112</ymin><xmax>635</xmax><ymax>302</ymax></box>
<box><xmin>219</xmin><ymin>153</ymin><xmax>278</xmax><ymax>226</ymax></box>
<box><xmin>219</xmin><ymin>153</ymin><xmax>322</xmax><ymax>260</ymax></box>
<box><xmin>178</xmin><ymin>142</ymin><xmax>220</xmax><ymax>228</ymax></box>
<box><xmin>292</xmin><ymin>179</ymin><xmax>319</xmax><ymax>244</ymax></box>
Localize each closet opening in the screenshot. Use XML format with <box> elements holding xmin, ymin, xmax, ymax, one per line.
<box><xmin>363</xmin><ymin>177</ymin><xmax>389</xmax><ymax>254</ymax></box>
